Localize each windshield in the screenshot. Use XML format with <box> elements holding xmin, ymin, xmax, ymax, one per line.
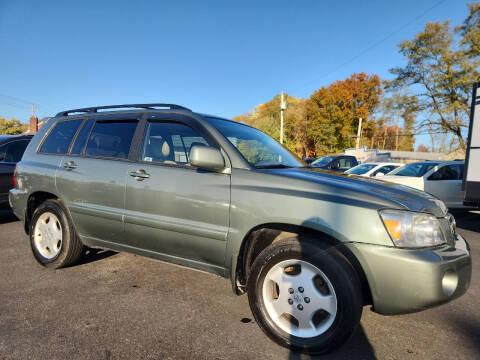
<box><xmin>311</xmin><ymin>156</ymin><xmax>333</xmax><ymax>167</ymax></box>
<box><xmin>389</xmin><ymin>162</ymin><xmax>439</xmax><ymax>177</ymax></box>
<box><xmin>346</xmin><ymin>164</ymin><xmax>377</xmax><ymax>175</ymax></box>
<box><xmin>206</xmin><ymin>117</ymin><xmax>304</xmax><ymax>168</ymax></box>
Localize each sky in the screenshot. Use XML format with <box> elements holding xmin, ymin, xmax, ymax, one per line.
<box><xmin>0</xmin><ymin>0</ymin><xmax>474</xmax><ymax>146</ymax></box>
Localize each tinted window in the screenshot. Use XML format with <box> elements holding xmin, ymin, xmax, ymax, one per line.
<box><xmin>71</xmin><ymin>118</ymin><xmax>95</xmax><ymax>155</ymax></box>
<box><xmin>85</xmin><ymin>121</ymin><xmax>137</xmax><ymax>159</ymax></box>
<box><xmin>428</xmin><ymin>164</ymin><xmax>463</xmax><ymax>181</ymax></box>
<box><xmin>0</xmin><ymin>140</ymin><xmax>30</xmax><ymax>162</ymax></box>
<box><xmin>141</xmin><ymin>122</ymin><xmax>210</xmax><ymax>165</ymax></box>
<box><xmin>311</xmin><ymin>156</ymin><xmax>333</xmax><ymax>167</ymax></box>
<box><xmin>346</xmin><ymin>164</ymin><xmax>376</xmax><ymax>175</ymax></box>
<box><xmin>372</xmin><ymin>165</ymin><xmax>398</xmax><ymax>176</ymax></box>
<box><xmin>390</xmin><ymin>162</ymin><xmax>439</xmax><ymax>177</ymax></box>
<box><xmin>40</xmin><ymin>120</ymin><xmax>83</xmax><ymax>154</ymax></box>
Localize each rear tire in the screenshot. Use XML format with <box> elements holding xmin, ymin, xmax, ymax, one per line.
<box><xmin>247</xmin><ymin>237</ymin><xmax>363</xmax><ymax>354</ymax></box>
<box><xmin>30</xmin><ymin>200</ymin><xmax>83</xmax><ymax>268</ymax></box>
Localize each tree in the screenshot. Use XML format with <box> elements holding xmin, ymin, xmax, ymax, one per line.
<box><xmin>456</xmin><ymin>2</ymin><xmax>480</xmax><ymax>59</ymax></box>
<box><xmin>0</xmin><ymin>118</ymin><xmax>27</xmax><ymax>135</ymax></box>
<box><xmin>306</xmin><ymin>73</ymin><xmax>382</xmax><ymax>155</ymax></box>
<box><xmin>386</xmin><ymin>8</ymin><xmax>480</xmax><ymax>149</ymax></box>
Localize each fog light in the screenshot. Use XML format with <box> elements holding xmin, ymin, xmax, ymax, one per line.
<box><xmin>442</xmin><ymin>270</ymin><xmax>458</xmax><ymax>296</ymax></box>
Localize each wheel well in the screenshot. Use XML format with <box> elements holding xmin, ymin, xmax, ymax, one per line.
<box><xmin>24</xmin><ymin>191</ymin><xmax>59</xmax><ymax>234</ymax></box>
<box><xmin>234</xmin><ymin>224</ymin><xmax>373</xmax><ymax>305</ymax></box>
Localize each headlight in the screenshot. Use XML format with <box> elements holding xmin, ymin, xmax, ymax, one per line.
<box><xmin>379</xmin><ymin>209</ymin><xmax>446</xmax><ymax>248</ymax></box>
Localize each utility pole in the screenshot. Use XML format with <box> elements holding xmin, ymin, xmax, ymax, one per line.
<box><xmin>280</xmin><ymin>91</ymin><xmax>286</xmax><ymax>144</ymax></box>
<box><xmin>355</xmin><ymin>118</ymin><xmax>362</xmax><ymax>149</ymax></box>
<box><xmin>395</xmin><ymin>127</ymin><xmax>399</xmax><ymax>151</ymax></box>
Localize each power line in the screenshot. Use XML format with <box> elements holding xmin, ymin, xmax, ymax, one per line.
<box><xmin>0</xmin><ymin>93</ymin><xmax>32</xmax><ymax>105</ymax></box>
<box><xmin>0</xmin><ymin>93</ymin><xmax>54</xmax><ymax>115</ymax></box>
<box><xmin>294</xmin><ymin>0</ymin><xmax>448</xmax><ymax>91</ymax></box>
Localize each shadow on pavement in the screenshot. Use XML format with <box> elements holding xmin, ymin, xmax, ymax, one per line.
<box><xmin>0</xmin><ymin>209</ymin><xmax>18</xmax><ymax>224</ymax></box>
<box><xmin>77</xmin><ymin>248</ymin><xmax>118</xmax><ymax>266</ymax></box>
<box><xmin>288</xmin><ymin>324</ymin><xmax>376</xmax><ymax>359</ymax></box>
<box><xmin>452</xmin><ymin>210</ymin><xmax>480</xmax><ymax>233</ymax></box>
<box><xmin>445</xmin><ymin>314</ymin><xmax>480</xmax><ymax>357</ymax></box>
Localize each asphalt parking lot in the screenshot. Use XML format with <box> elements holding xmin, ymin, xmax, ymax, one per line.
<box><xmin>0</xmin><ymin>209</ymin><xmax>478</xmax><ymax>360</ymax></box>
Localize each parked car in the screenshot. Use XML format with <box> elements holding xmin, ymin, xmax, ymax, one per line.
<box><xmin>310</xmin><ymin>155</ymin><xmax>358</xmax><ymax>172</ymax></box>
<box><xmin>345</xmin><ymin>162</ymin><xmax>402</xmax><ymax>178</ymax></box>
<box><xmin>0</xmin><ymin>134</ymin><xmax>33</xmax><ymax>208</ymax></box>
<box><xmin>382</xmin><ymin>161</ymin><xmax>468</xmax><ymax>209</ymax></box>
<box><xmin>10</xmin><ymin>104</ymin><xmax>471</xmax><ymax>354</ymax></box>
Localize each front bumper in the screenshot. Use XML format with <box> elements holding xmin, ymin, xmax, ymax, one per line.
<box><xmin>346</xmin><ymin>234</ymin><xmax>471</xmax><ymax>315</ymax></box>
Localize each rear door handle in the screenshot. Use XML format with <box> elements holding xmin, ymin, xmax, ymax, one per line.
<box><xmin>63</xmin><ymin>161</ymin><xmax>77</xmax><ymax>170</ymax></box>
<box><xmin>129</xmin><ymin>169</ymin><xmax>150</xmax><ymax>181</ymax></box>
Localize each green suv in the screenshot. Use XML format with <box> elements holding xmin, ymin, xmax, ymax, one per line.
<box><xmin>9</xmin><ymin>104</ymin><xmax>471</xmax><ymax>354</ymax></box>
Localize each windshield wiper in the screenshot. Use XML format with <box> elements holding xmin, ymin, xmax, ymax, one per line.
<box><xmin>255</xmin><ymin>164</ymin><xmax>294</xmax><ymax>169</ymax></box>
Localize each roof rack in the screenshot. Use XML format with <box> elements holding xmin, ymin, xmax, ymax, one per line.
<box><xmin>56</xmin><ymin>103</ymin><xmax>191</xmax><ymax>117</ymax></box>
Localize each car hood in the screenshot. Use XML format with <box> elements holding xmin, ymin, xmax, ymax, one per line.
<box><xmin>262</xmin><ymin>167</ymin><xmax>447</xmax><ymax>217</ymax></box>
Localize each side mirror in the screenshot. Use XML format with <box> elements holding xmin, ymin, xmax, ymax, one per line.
<box><xmin>0</xmin><ymin>152</ymin><xmax>5</xmax><ymax>162</ymax></box>
<box><xmin>375</xmin><ymin>172</ymin><xmax>385</xmax><ymax>177</ymax></box>
<box><xmin>189</xmin><ymin>145</ymin><xmax>225</xmax><ymax>171</ymax></box>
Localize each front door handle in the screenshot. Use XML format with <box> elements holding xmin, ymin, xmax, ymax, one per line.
<box><xmin>63</xmin><ymin>161</ymin><xmax>77</xmax><ymax>170</ymax></box>
<box><xmin>129</xmin><ymin>169</ymin><xmax>150</xmax><ymax>181</ymax></box>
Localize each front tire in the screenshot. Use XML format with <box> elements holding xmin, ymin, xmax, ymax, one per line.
<box><xmin>30</xmin><ymin>200</ymin><xmax>83</xmax><ymax>268</ymax></box>
<box><xmin>247</xmin><ymin>237</ymin><xmax>363</xmax><ymax>354</ymax></box>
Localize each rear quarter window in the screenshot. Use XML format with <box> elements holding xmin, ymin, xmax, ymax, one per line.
<box><xmin>40</xmin><ymin>119</ymin><xmax>83</xmax><ymax>154</ymax></box>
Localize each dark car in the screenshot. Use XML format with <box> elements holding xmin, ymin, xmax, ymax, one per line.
<box><xmin>310</xmin><ymin>155</ymin><xmax>358</xmax><ymax>172</ymax></box>
<box><xmin>302</xmin><ymin>157</ymin><xmax>316</xmax><ymax>164</ymax></box>
<box><xmin>0</xmin><ymin>134</ymin><xmax>33</xmax><ymax>208</ymax></box>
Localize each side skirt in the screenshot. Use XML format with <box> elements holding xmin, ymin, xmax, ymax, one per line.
<box><xmin>80</xmin><ymin>235</ymin><xmax>228</xmax><ymax>278</ymax></box>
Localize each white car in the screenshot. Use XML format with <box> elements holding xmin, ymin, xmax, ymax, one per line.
<box><xmin>345</xmin><ymin>162</ymin><xmax>402</xmax><ymax>177</ymax></box>
<box><xmin>381</xmin><ymin>161</ymin><xmax>467</xmax><ymax>209</ymax></box>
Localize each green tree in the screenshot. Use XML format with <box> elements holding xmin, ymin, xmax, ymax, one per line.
<box><xmin>386</xmin><ymin>8</ymin><xmax>480</xmax><ymax>149</ymax></box>
<box><xmin>0</xmin><ymin>118</ymin><xmax>27</xmax><ymax>135</ymax></box>
<box><xmin>456</xmin><ymin>2</ymin><xmax>480</xmax><ymax>59</ymax></box>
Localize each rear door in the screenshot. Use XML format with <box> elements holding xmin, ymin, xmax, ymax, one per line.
<box><xmin>55</xmin><ymin>115</ymin><xmax>139</xmax><ymax>244</ymax></box>
<box><xmin>123</xmin><ymin>114</ymin><xmax>230</xmax><ymax>272</ymax></box>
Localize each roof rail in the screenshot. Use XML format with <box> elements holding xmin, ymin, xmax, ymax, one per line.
<box><xmin>55</xmin><ymin>103</ymin><xmax>192</xmax><ymax>117</ymax></box>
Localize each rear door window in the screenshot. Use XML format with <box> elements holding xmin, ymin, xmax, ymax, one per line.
<box><xmin>71</xmin><ymin>118</ymin><xmax>95</xmax><ymax>155</ymax></box>
<box><xmin>85</xmin><ymin>121</ymin><xmax>138</xmax><ymax>159</ymax></box>
<box><xmin>40</xmin><ymin>119</ymin><xmax>83</xmax><ymax>154</ymax></box>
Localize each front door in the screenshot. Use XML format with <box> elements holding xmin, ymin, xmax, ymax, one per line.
<box><xmin>123</xmin><ymin>118</ymin><xmax>230</xmax><ymax>272</ymax></box>
<box><xmin>425</xmin><ymin>164</ymin><xmax>464</xmax><ymax>208</ymax></box>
